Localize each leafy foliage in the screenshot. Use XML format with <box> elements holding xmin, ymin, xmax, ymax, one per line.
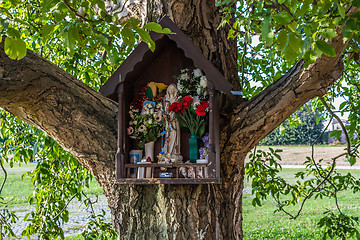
<box><xmin>247</xmin><ymin>147</ymin><xmax>360</xmax><ymax>239</ymax></box>
<box><xmin>261</xmin><ymin>105</ymin><xmax>324</xmax><ymax>145</ymax></box>
<box><xmin>0</xmin><ymin>110</ymin><xmax>109</xmax><ymax>239</ymax></box>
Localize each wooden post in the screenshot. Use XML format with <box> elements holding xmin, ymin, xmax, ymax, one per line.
<box><xmin>207</xmin><ymin>87</ymin><xmax>216</xmax><ymax>178</ymax></box>
<box><xmin>115</xmin><ymin>83</ymin><xmax>125</xmax><ymax>179</ymax></box>
<box><xmin>214</xmin><ymin>91</ymin><xmax>220</xmax><ymax>179</ymax></box>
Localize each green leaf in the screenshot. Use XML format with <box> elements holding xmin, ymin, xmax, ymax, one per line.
<box><xmin>338</xmin><ymin>3</ymin><xmax>346</xmax><ymax>19</ymax></box>
<box><xmin>121</xmin><ymin>27</ymin><xmax>135</xmax><ymax>46</ymax></box>
<box><xmin>315</xmin><ymin>40</ymin><xmax>336</xmax><ymax>57</ymax></box>
<box><xmin>286</xmin><ymin>21</ymin><xmax>298</xmax><ymax>33</ymax></box>
<box><xmin>62</xmin><ymin>31</ymin><xmax>75</xmax><ymax>55</ymax></box>
<box><xmin>144</xmin><ymin>22</ymin><xmax>174</xmax><ymax>34</ymax></box>
<box><xmin>343</xmin><ymin>19</ymin><xmax>356</xmax><ymax>39</ymax></box>
<box><xmin>353</xmin><ymin>0</ymin><xmax>360</xmax><ymax>7</ymax></box>
<box><xmin>277</xmin><ymin>29</ymin><xmax>288</xmax><ymax>51</ymax></box>
<box><xmin>6</xmin><ymin>28</ymin><xmax>20</xmax><ymax>38</ymax></box>
<box><xmin>319</xmin><ymin>28</ymin><xmax>337</xmax><ymax>40</ymax></box>
<box><xmin>283</xmin><ymin>33</ymin><xmax>302</xmax><ymax>62</ymax></box>
<box><xmin>279</xmin><ymin>125</ymin><xmax>285</xmax><ymax>135</ymax></box>
<box><xmin>349</xmin><ymin>156</ymin><xmax>356</xmax><ymax>166</ymax></box>
<box><xmin>129</xmin><ymin>17</ymin><xmax>141</xmax><ymax>28</ymax></box>
<box><xmin>329</xmin><ymin>130</ymin><xmax>342</xmax><ymax>139</ymax></box>
<box><xmin>135</xmin><ymin>28</ymin><xmax>155</xmax><ymax>51</ymax></box>
<box><xmin>4</xmin><ymin>37</ymin><xmax>27</xmax><ymax>60</ymax></box>
<box><xmin>272</xmin><ymin>11</ymin><xmax>293</xmax><ymax>25</ymax></box>
<box><xmin>303</xmin><ymin>49</ymin><xmax>317</xmax><ymax>68</ymax></box>
<box><xmin>197</xmin><ymin>122</ymin><xmax>206</xmax><ymax>137</ymax></box>
<box><xmin>261</xmin><ymin>15</ymin><xmax>274</xmax><ymax>46</ymax></box>
<box><xmin>40</xmin><ymin>24</ymin><xmax>55</xmax><ymax>37</ymax></box>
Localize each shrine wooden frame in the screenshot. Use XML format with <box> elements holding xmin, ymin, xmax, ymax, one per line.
<box><xmin>100</xmin><ymin>16</ymin><xmax>233</xmax><ymax>184</ymax></box>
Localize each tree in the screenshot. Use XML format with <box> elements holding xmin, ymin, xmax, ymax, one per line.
<box><xmin>261</xmin><ymin>105</ymin><xmax>324</xmax><ymax>145</ymax></box>
<box><xmin>0</xmin><ymin>0</ymin><xmax>360</xmax><ymax>239</ymax></box>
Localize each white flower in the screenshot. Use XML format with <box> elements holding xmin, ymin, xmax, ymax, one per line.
<box><xmin>180</xmin><ymin>73</ymin><xmax>189</xmax><ymax>79</ymax></box>
<box><xmin>192</xmin><ymin>97</ymin><xmax>200</xmax><ymax>108</ymax></box>
<box><xmin>147</xmin><ymin>103</ymin><xmax>153</xmax><ymax>109</ymax></box>
<box><xmin>193</xmin><ymin>68</ymin><xmax>203</xmax><ymax>77</ymax></box>
<box><xmin>133</xmin><ymin>120</ymin><xmax>138</xmax><ymax>125</ymax></box>
<box><xmin>200</xmin><ymin>76</ymin><xmax>207</xmax><ymax>88</ymax></box>
<box><xmin>155</xmin><ymin>115</ymin><xmax>162</xmax><ymax>122</ymax></box>
<box><xmin>138</xmin><ymin>125</ymin><xmax>146</xmax><ymax>132</ymax></box>
<box><xmin>197</xmin><ymin>87</ymin><xmax>201</xmax><ymax>95</ymax></box>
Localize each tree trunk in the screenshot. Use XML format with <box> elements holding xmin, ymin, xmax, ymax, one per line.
<box><xmin>110</xmin><ymin>1</ymin><xmax>246</xmax><ymax>239</ymax></box>
<box><xmin>0</xmin><ymin>1</ymin><xmax>353</xmax><ymax>240</ymax></box>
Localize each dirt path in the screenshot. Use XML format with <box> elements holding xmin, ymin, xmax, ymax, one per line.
<box><xmin>246</xmin><ymin>145</ymin><xmax>360</xmax><ymax>167</ymax></box>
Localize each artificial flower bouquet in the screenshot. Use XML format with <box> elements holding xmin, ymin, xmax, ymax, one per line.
<box><xmin>127</xmin><ymin>84</ymin><xmax>166</xmax><ymax>148</ymax></box>
<box><xmin>169</xmin><ymin>96</ymin><xmax>209</xmax><ymax>137</ymax></box>
<box><xmin>177</xmin><ymin>68</ymin><xmax>208</xmax><ymax>100</ymax></box>
<box><xmin>170</xmin><ymin>68</ymin><xmax>209</xmax><ymax>137</ymax></box>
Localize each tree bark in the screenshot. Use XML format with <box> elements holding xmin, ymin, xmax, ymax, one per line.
<box><xmin>0</xmin><ymin>2</ymin><xmax>353</xmax><ymax>240</ymax></box>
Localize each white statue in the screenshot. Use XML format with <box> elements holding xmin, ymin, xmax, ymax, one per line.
<box><xmin>163</xmin><ymin>84</ymin><xmax>182</xmax><ymax>162</ymax></box>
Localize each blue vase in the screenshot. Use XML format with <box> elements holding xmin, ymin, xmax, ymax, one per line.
<box><xmin>189</xmin><ymin>134</ymin><xmax>198</xmax><ymax>163</ymax></box>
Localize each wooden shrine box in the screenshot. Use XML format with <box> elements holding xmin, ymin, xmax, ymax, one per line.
<box><xmin>100</xmin><ymin>16</ymin><xmax>232</xmax><ymax>184</ymax></box>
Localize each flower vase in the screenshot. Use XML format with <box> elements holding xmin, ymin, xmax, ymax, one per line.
<box><xmin>145</xmin><ymin>141</ymin><xmax>155</xmax><ymax>162</ymax></box>
<box><xmin>189</xmin><ymin>134</ymin><xmax>198</xmax><ymax>163</ymax></box>
<box><xmin>144</xmin><ymin>141</ymin><xmax>155</xmax><ymax>178</ymax></box>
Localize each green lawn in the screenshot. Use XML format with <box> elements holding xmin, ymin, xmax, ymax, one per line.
<box><xmin>243</xmin><ymin>169</ymin><xmax>360</xmax><ymax>239</ymax></box>
<box><xmin>1</xmin><ymin>163</ymin><xmax>360</xmax><ymax>239</ymax></box>
<box><xmin>0</xmin><ymin>162</ymin><xmax>103</xmax><ymax>207</ymax></box>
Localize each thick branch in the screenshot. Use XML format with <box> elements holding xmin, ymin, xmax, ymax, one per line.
<box><xmin>227</xmin><ymin>9</ymin><xmax>358</xmax><ymax>155</ymax></box>
<box><xmin>0</xmin><ymin>41</ymin><xmax>118</xmax><ymax>174</ymax></box>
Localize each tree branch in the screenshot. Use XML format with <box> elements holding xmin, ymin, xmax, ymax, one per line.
<box><xmin>226</xmin><ymin>8</ymin><xmax>359</xmax><ymax>157</ymax></box>
<box><xmin>0</xmin><ymin>40</ymin><xmax>118</xmax><ymax>179</ymax></box>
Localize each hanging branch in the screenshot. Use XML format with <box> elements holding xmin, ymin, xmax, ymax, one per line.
<box><xmin>63</xmin><ymin>0</ymin><xmax>101</xmax><ymax>23</ymax></box>
<box><xmin>0</xmin><ymin>158</ymin><xmax>7</xmax><ymax>197</ymax></box>
<box><xmin>319</xmin><ymin>97</ymin><xmax>351</xmax><ymax>155</ymax></box>
<box><xmin>274</xmin><ymin>105</ymin><xmax>347</xmax><ymax>219</ymax></box>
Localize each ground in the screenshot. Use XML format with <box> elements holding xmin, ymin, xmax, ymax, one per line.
<box><xmin>2</xmin><ymin>145</ymin><xmax>359</xmax><ymax>239</ymax></box>
<box><xmin>248</xmin><ymin>145</ymin><xmax>360</xmax><ymax>167</ymax></box>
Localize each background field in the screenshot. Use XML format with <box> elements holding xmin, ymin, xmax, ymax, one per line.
<box><xmin>247</xmin><ymin>145</ymin><xmax>360</xmax><ymax>167</ymax></box>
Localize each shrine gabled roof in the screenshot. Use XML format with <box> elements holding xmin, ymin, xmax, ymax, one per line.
<box><xmin>99</xmin><ymin>15</ymin><xmax>232</xmax><ymax>98</ymax></box>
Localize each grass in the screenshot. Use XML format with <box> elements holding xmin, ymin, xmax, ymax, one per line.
<box><xmin>2</xmin><ymin>158</ymin><xmax>360</xmax><ymax>239</ymax></box>
<box><xmin>243</xmin><ymin>169</ymin><xmax>360</xmax><ymax>239</ymax></box>
<box><xmin>0</xmin><ymin>162</ymin><xmax>103</xmax><ymax>207</ymax></box>
<box><xmin>0</xmin><ymin>162</ymin><xmax>36</xmax><ymax>206</ymax></box>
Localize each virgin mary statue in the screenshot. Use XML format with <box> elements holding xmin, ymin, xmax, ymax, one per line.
<box><xmin>163</xmin><ymin>84</ymin><xmax>182</xmax><ymax>162</ymax></box>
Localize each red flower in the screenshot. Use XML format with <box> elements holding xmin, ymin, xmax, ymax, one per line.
<box><xmin>169</xmin><ymin>102</ymin><xmax>178</xmax><ymax>112</ymax></box>
<box><xmin>197</xmin><ymin>104</ymin><xmax>206</xmax><ymax>111</ymax></box>
<box><xmin>182</xmin><ymin>96</ymin><xmax>193</xmax><ymax>103</ymax></box>
<box><xmin>196</xmin><ymin>101</ymin><xmax>209</xmax><ymax>112</ymax></box>
<box><xmin>183</xmin><ymin>101</ymin><xmax>190</xmax><ymax>109</ymax></box>
<box><xmin>200</xmin><ymin>101</ymin><xmax>209</xmax><ymax>108</ymax></box>
<box><xmin>195</xmin><ymin>109</ymin><xmax>206</xmax><ymax>116</ymax></box>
